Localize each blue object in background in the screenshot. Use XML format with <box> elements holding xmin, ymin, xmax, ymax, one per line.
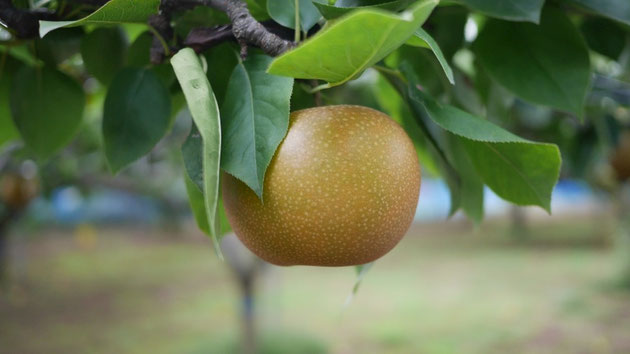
<box><xmin>414</xmin><ymin>179</ymin><xmax>600</xmax><ymax>222</ymax></box>
<box><xmin>30</xmin><ymin>186</ymin><xmax>162</xmax><ymax>226</ymax></box>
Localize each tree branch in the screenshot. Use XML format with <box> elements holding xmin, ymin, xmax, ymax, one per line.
<box><xmin>0</xmin><ymin>0</ymin><xmax>55</xmax><ymax>38</ymax></box>
<box><xmin>205</xmin><ymin>0</ymin><xmax>295</xmax><ymax>57</ymax></box>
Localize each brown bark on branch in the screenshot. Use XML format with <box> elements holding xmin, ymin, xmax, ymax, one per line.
<box><xmin>205</xmin><ymin>0</ymin><xmax>295</xmax><ymax>56</ymax></box>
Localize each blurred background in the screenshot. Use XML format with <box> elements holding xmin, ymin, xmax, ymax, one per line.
<box><xmin>2</xmin><ymin>167</ymin><xmax>630</xmax><ymax>353</ymax></box>
<box><xmin>2</xmin><ymin>4</ymin><xmax>630</xmax><ymax>354</ymax></box>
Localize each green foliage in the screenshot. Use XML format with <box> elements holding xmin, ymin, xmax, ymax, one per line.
<box><xmin>204</xmin><ymin>43</ymin><xmax>240</xmax><ymax>104</ymax></box>
<box><xmin>221</xmin><ymin>54</ymin><xmax>294</xmax><ymax>199</ymax></box>
<box><xmin>409</xmin><ymin>88</ymin><xmax>561</xmax><ymax>211</ymax></box>
<box><xmin>0</xmin><ymin>64</ymin><xmax>19</xmax><ymax>148</ymax></box>
<box><xmin>39</xmin><ymin>0</ymin><xmax>160</xmax><ymax>37</ymax></box>
<box><xmin>580</xmin><ymin>18</ymin><xmax>627</xmax><ymax>60</ymax></box>
<box><xmin>268</xmin><ymin>0</ymin><xmax>437</xmax><ymax>87</ymax></box>
<box><xmin>103</xmin><ymin>68</ymin><xmax>171</xmax><ymax>173</ymax></box>
<box><xmin>267</xmin><ymin>0</ymin><xmax>321</xmax><ymax>31</ymax></box>
<box><xmin>182</xmin><ymin>125</ymin><xmax>232</xmax><ymax>237</ymax></box>
<box><xmin>457</xmin><ymin>0</ymin><xmax>545</xmax><ymax>22</ymax></box>
<box><xmin>444</xmin><ymin>134</ymin><xmax>484</xmax><ymax>223</ymax></box>
<box><xmin>127</xmin><ymin>31</ymin><xmax>153</xmax><ymax>68</ymax></box>
<box><xmin>423</xmin><ymin>5</ymin><xmax>467</xmax><ymax>61</ymax></box>
<box><xmin>312</xmin><ymin>0</ymin><xmax>417</xmax><ymax>19</ymax></box>
<box><xmin>474</xmin><ymin>7</ymin><xmax>591</xmax><ymax>116</ymax></box>
<box><xmin>568</xmin><ymin>0</ymin><xmax>630</xmax><ymax>25</ymax></box>
<box><xmin>406</xmin><ymin>28</ymin><xmax>454</xmax><ymax>84</ymax></box>
<box><xmin>80</xmin><ymin>27</ymin><xmax>128</xmax><ymax>85</ymax></box>
<box><xmin>10</xmin><ymin>66</ymin><xmax>85</xmax><ymax>159</ymax></box>
<box><xmin>171</xmin><ymin>48</ymin><xmax>223</xmax><ymax>255</ymax></box>
<box><xmin>246</xmin><ymin>0</ymin><xmax>271</xmax><ymax>20</ymax></box>
<box><xmin>4</xmin><ymin>0</ymin><xmax>627</xmax><ymax>236</ymax></box>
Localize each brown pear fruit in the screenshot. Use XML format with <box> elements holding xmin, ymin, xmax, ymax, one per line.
<box><xmin>222</xmin><ymin>105</ymin><xmax>421</xmax><ymax>266</ymax></box>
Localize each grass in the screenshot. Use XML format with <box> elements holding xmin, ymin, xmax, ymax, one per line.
<box><xmin>1</xmin><ymin>216</ymin><xmax>630</xmax><ymax>354</ymax></box>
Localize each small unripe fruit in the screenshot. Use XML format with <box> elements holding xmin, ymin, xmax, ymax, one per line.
<box><xmin>0</xmin><ymin>173</ymin><xmax>38</xmax><ymax>209</ymax></box>
<box><xmin>222</xmin><ymin>105</ymin><xmax>421</xmax><ymax>266</ymax></box>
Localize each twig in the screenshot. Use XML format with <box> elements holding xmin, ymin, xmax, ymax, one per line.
<box><xmin>205</xmin><ymin>0</ymin><xmax>295</xmax><ymax>57</ymax></box>
<box><xmin>0</xmin><ymin>0</ymin><xmax>55</xmax><ymax>38</ymax></box>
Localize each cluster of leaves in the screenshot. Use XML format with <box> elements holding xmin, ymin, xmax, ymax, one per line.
<box><xmin>1</xmin><ymin>0</ymin><xmax>629</xmax><ymax>253</ymax></box>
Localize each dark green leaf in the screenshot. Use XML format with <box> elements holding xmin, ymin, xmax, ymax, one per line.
<box><xmin>312</xmin><ymin>0</ymin><xmax>416</xmax><ymax>20</ymax></box>
<box><xmin>103</xmin><ymin>68</ymin><xmax>171</xmax><ymax>172</ymax></box>
<box><xmin>406</xmin><ymin>27</ymin><xmax>454</xmax><ymax>84</ymax></box>
<box><xmin>171</xmin><ymin>48</ymin><xmax>223</xmax><ymax>255</ymax></box>
<box><xmin>182</xmin><ymin>124</ymin><xmax>204</xmax><ymax>191</ymax></box>
<box><xmin>173</xmin><ymin>5</ymin><xmax>229</xmax><ymax>38</ymax></box>
<box><xmin>410</xmin><ymin>88</ymin><xmax>561</xmax><ymax>211</ymax></box>
<box><xmin>474</xmin><ymin>7</ymin><xmax>591</xmax><ymax>116</ymax></box>
<box><xmin>127</xmin><ymin>31</ymin><xmax>153</xmax><ymax>68</ymax></box>
<box><xmin>457</xmin><ymin>0</ymin><xmax>544</xmax><ymax>22</ymax></box>
<box><xmin>568</xmin><ymin>0</ymin><xmax>630</xmax><ymax>26</ymax></box>
<box><xmin>580</xmin><ymin>17</ymin><xmax>627</xmax><ymax>60</ymax></box>
<box><xmin>40</xmin><ymin>0</ymin><xmax>161</xmax><ymax>37</ymax></box>
<box><xmin>246</xmin><ymin>0</ymin><xmax>271</xmax><ymax>20</ymax></box>
<box><xmin>423</xmin><ymin>5</ymin><xmax>467</xmax><ymax>61</ymax></box>
<box><xmin>10</xmin><ymin>66</ymin><xmax>84</xmax><ymax>158</ymax></box>
<box><xmin>0</xmin><ymin>66</ymin><xmax>19</xmax><ymax>148</ymax></box>
<box><xmin>81</xmin><ymin>27</ymin><xmax>127</xmax><ymax>85</ymax></box>
<box><xmin>268</xmin><ymin>0</ymin><xmax>321</xmax><ymax>31</ymax></box>
<box><xmin>33</xmin><ymin>28</ymin><xmax>84</xmax><ymax>66</ymax></box>
<box><xmin>221</xmin><ymin>54</ymin><xmax>294</xmax><ymax>199</ymax></box>
<box><xmin>268</xmin><ymin>0</ymin><xmax>437</xmax><ymax>87</ymax></box>
<box><xmin>204</xmin><ymin>43</ymin><xmax>239</xmax><ymax>105</ymax></box>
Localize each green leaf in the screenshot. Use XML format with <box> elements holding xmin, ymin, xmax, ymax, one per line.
<box><xmin>474</xmin><ymin>7</ymin><xmax>590</xmax><ymax>116</ymax></box>
<box><xmin>221</xmin><ymin>54</ymin><xmax>294</xmax><ymax>199</ymax></box>
<box><xmin>0</xmin><ymin>67</ymin><xmax>19</xmax><ymax>148</ymax></box>
<box><xmin>268</xmin><ymin>0</ymin><xmax>437</xmax><ymax>87</ymax></box>
<box><xmin>568</xmin><ymin>0</ymin><xmax>630</xmax><ymax>26</ymax></box>
<box><xmin>184</xmin><ymin>172</ymin><xmax>211</xmax><ymax>235</ymax></box>
<box><xmin>182</xmin><ymin>127</ymin><xmax>233</xmax><ymax>237</ymax></box>
<box><xmin>312</xmin><ymin>0</ymin><xmax>416</xmax><ymax>20</ymax></box>
<box><xmin>246</xmin><ymin>0</ymin><xmax>271</xmax><ymax>20</ymax></box>
<box><xmin>409</xmin><ymin>88</ymin><xmax>561</xmax><ymax>212</ymax></box>
<box><xmin>103</xmin><ymin>68</ymin><xmax>171</xmax><ymax>172</ymax></box>
<box><xmin>39</xmin><ymin>0</ymin><xmax>160</xmax><ymax>37</ymax></box>
<box><xmin>373</xmin><ymin>75</ymin><xmax>439</xmax><ymax>176</ymax></box>
<box><xmin>34</xmin><ymin>28</ymin><xmax>84</xmax><ymax>66</ymax></box>
<box><xmin>457</xmin><ymin>0</ymin><xmax>544</xmax><ymax>22</ymax></box>
<box><xmin>580</xmin><ymin>18</ymin><xmax>627</xmax><ymax>60</ymax></box>
<box><xmin>127</xmin><ymin>31</ymin><xmax>153</xmax><ymax>68</ymax></box>
<box><xmin>384</xmin><ymin>64</ymin><xmax>462</xmax><ymax>215</ymax></box>
<box><xmin>406</xmin><ymin>28</ymin><xmax>454</xmax><ymax>84</ymax></box>
<box><xmin>423</xmin><ymin>5</ymin><xmax>467</xmax><ymax>61</ymax></box>
<box><xmin>182</xmin><ymin>124</ymin><xmax>205</xmax><ymax>191</ymax></box>
<box><xmin>171</xmin><ymin>48</ymin><xmax>223</xmax><ymax>256</ymax></box>
<box><xmin>10</xmin><ymin>66</ymin><xmax>85</xmax><ymax>158</ymax></box>
<box><xmin>204</xmin><ymin>43</ymin><xmax>239</xmax><ymax>105</ymax></box>
<box><xmin>81</xmin><ymin>27</ymin><xmax>128</xmax><ymax>85</ymax></box>
<box><xmin>268</xmin><ymin>0</ymin><xmax>321</xmax><ymax>31</ymax></box>
<box><xmin>344</xmin><ymin>262</ymin><xmax>374</xmax><ymax>307</ymax></box>
<box><xmin>445</xmin><ymin>134</ymin><xmax>484</xmax><ymax>223</ymax></box>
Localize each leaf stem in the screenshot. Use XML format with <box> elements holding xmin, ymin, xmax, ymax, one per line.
<box><xmin>294</xmin><ymin>0</ymin><xmax>301</xmax><ymax>42</ymax></box>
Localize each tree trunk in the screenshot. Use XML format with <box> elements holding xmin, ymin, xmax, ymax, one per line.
<box><xmin>615</xmin><ymin>185</ymin><xmax>630</xmax><ymax>288</ymax></box>
<box><xmin>239</xmin><ymin>275</ymin><xmax>256</xmax><ymax>354</ymax></box>
<box><xmin>510</xmin><ymin>205</ymin><xmax>529</xmax><ymax>240</ymax></box>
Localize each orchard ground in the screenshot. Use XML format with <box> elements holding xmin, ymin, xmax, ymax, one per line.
<box><xmin>2</xmin><ymin>214</ymin><xmax>630</xmax><ymax>354</ymax></box>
